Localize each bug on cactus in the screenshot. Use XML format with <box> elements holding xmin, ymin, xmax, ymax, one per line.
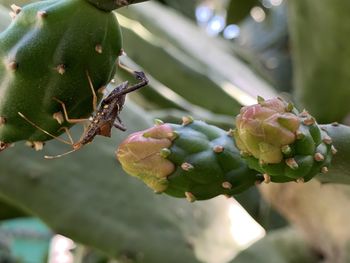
<box><xmin>19</xmin><ymin>70</ymin><xmax>148</xmax><ymax>159</ymax></box>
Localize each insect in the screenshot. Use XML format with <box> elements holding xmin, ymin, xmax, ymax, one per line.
<box><xmin>19</xmin><ymin>69</ymin><xmax>148</xmax><ymax>159</ymax></box>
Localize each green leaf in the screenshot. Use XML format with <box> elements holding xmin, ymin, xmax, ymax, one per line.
<box><xmin>230</xmin><ymin>228</ymin><xmax>319</xmax><ymax>263</ymax></box>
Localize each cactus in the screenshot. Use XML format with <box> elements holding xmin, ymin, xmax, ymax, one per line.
<box><xmin>234</xmin><ymin>97</ymin><xmax>336</xmax><ymax>183</ymax></box>
<box><xmin>117</xmin><ymin>118</ymin><xmax>260</xmax><ymax>201</ymax></box>
<box><xmin>0</xmin><ymin>0</ymin><xmax>122</xmax><ymax>150</ymax></box>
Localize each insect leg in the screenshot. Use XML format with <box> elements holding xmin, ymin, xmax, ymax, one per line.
<box><xmin>53</xmin><ymin>97</ymin><xmax>90</xmax><ymax>124</ymax></box>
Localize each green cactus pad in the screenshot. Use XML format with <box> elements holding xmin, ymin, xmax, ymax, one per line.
<box><xmin>117</xmin><ymin>119</ymin><xmax>260</xmax><ymax>201</ymax></box>
<box><xmin>0</xmin><ymin>0</ymin><xmax>122</xmax><ymax>146</ymax></box>
<box><xmin>234</xmin><ymin>97</ymin><xmax>335</xmax><ymax>183</ymax></box>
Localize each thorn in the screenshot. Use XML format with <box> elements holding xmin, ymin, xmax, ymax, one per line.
<box><xmin>37</xmin><ymin>10</ymin><xmax>47</xmax><ymax>18</ymax></box>
<box><xmin>10</xmin><ymin>4</ymin><xmax>21</xmax><ymax>14</ymax></box>
<box><xmin>33</xmin><ymin>141</ymin><xmax>44</xmax><ymax>151</ymax></box>
<box><xmin>56</xmin><ymin>64</ymin><xmax>66</xmax><ymax>75</ymax></box>
<box><xmin>53</xmin><ymin>112</ymin><xmax>64</xmax><ymax>124</ymax></box>
<box><xmin>0</xmin><ymin>141</ymin><xmax>10</xmax><ymax>152</ymax></box>
<box><xmin>185</xmin><ymin>192</ymin><xmax>196</xmax><ymax>203</ymax></box>
<box><xmin>9</xmin><ymin>11</ymin><xmax>16</xmax><ymax>19</ymax></box>
<box><xmin>331</xmin><ymin>145</ymin><xmax>338</xmax><ymax>155</ymax></box>
<box><xmin>257</xmin><ymin>96</ymin><xmax>265</xmax><ymax>104</ymax></box>
<box><xmin>154</xmin><ymin>119</ymin><xmax>164</xmax><ymax>126</ymax></box>
<box><xmin>259</xmin><ymin>159</ymin><xmax>265</xmax><ymax>165</ymax></box>
<box><xmin>159</xmin><ymin>148</ymin><xmax>171</xmax><ymax>158</ymax></box>
<box><xmin>110</xmin><ymin>79</ymin><xmax>116</xmax><ymax>84</ymax></box>
<box><xmin>263</xmin><ymin>174</ymin><xmax>271</xmax><ymax>184</ymax></box>
<box><xmin>168</xmin><ymin>131</ymin><xmax>179</xmax><ymax>140</ymax></box>
<box><xmin>296</xmin><ymin>177</ymin><xmax>304</xmax><ymax>183</ymax></box>
<box><xmin>323</xmin><ymin>135</ymin><xmax>332</xmax><ymax>145</ymax></box>
<box><xmin>303</xmin><ymin>117</ymin><xmax>315</xmax><ymax>126</ymax></box>
<box><xmin>299</xmin><ymin>109</ymin><xmax>309</xmax><ymax>117</ymax></box>
<box><xmin>25</xmin><ymin>141</ymin><xmax>34</xmax><ymax>148</ymax></box>
<box><xmin>286</xmin><ymin>103</ymin><xmax>294</xmax><ymax>112</ymax></box>
<box><xmin>296</xmin><ymin>130</ymin><xmax>305</xmax><ymax>140</ymax></box>
<box><xmin>222</xmin><ymin>181</ymin><xmax>232</xmax><ymax>189</ymax></box>
<box><xmin>182</xmin><ymin>116</ymin><xmax>193</xmax><ymax>126</ymax></box>
<box><xmin>240</xmin><ymin>151</ymin><xmax>250</xmax><ymax>157</ymax></box>
<box><xmin>0</xmin><ymin>116</ymin><xmax>6</xmax><ymax>126</ymax></box>
<box><xmin>321</xmin><ymin>166</ymin><xmax>329</xmax><ymax>174</ymax></box>
<box><xmin>213</xmin><ymin>145</ymin><xmax>224</xmax><ymax>153</ymax></box>
<box><xmin>331</xmin><ymin>122</ymin><xmax>339</xmax><ymax>127</ymax></box>
<box><xmin>7</xmin><ymin>61</ymin><xmax>18</xmax><ymax>71</ymax></box>
<box><xmin>286</xmin><ymin>158</ymin><xmax>299</xmax><ymax>170</ymax></box>
<box><xmin>95</xmin><ymin>44</ymin><xmax>103</xmax><ymax>54</ymax></box>
<box><xmin>181</xmin><ymin>162</ymin><xmax>194</xmax><ymax>171</ymax></box>
<box><xmin>98</xmin><ymin>86</ymin><xmax>106</xmax><ymax>94</ymax></box>
<box><xmin>119</xmin><ymin>48</ymin><xmax>126</xmax><ymax>56</ymax></box>
<box><xmin>227</xmin><ymin>129</ymin><xmax>235</xmax><ymax>137</ymax></box>
<box><xmin>281</xmin><ymin>145</ymin><xmax>292</xmax><ymax>155</ymax></box>
<box><xmin>314</xmin><ymin>153</ymin><xmax>325</xmax><ymax>162</ymax></box>
<box><xmin>224</xmin><ymin>194</ymin><xmax>232</xmax><ymax>199</ymax></box>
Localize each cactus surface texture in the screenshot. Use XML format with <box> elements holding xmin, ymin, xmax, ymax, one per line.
<box><xmin>117</xmin><ymin>119</ymin><xmax>259</xmax><ymax>201</ymax></box>
<box><xmin>0</xmin><ymin>0</ymin><xmax>122</xmax><ymax>150</ymax></box>
<box><xmin>234</xmin><ymin>97</ymin><xmax>335</xmax><ymax>183</ymax></box>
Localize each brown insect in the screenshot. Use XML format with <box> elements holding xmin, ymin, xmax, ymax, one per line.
<box><xmin>19</xmin><ymin>69</ymin><xmax>148</xmax><ymax>159</ymax></box>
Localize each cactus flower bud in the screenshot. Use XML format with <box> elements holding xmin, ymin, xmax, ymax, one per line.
<box><xmin>234</xmin><ymin>97</ymin><xmax>335</xmax><ymax>183</ymax></box>
<box><xmin>116</xmin><ymin>124</ymin><xmax>176</xmax><ymax>193</ymax></box>
<box><xmin>234</xmin><ymin>98</ymin><xmax>300</xmax><ymax>164</ymax></box>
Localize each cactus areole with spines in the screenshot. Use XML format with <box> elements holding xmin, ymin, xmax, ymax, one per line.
<box><xmin>117</xmin><ymin>120</ymin><xmax>259</xmax><ymax>201</ymax></box>
<box><xmin>0</xmin><ymin>0</ymin><xmax>122</xmax><ymax>149</ymax></box>
<box><xmin>234</xmin><ymin>97</ymin><xmax>335</xmax><ymax>183</ymax></box>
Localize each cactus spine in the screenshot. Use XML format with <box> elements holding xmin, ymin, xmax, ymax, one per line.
<box><xmin>0</xmin><ymin>0</ymin><xmax>122</xmax><ymax>150</ymax></box>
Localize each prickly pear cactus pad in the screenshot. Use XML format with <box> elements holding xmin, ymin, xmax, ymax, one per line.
<box><xmin>234</xmin><ymin>97</ymin><xmax>337</xmax><ymax>183</ymax></box>
<box><xmin>0</xmin><ymin>0</ymin><xmax>122</xmax><ymax>150</ymax></box>
<box><xmin>117</xmin><ymin>118</ymin><xmax>259</xmax><ymax>201</ymax></box>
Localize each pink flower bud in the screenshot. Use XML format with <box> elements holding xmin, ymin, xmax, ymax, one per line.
<box><xmin>116</xmin><ymin>124</ymin><xmax>176</xmax><ymax>192</ymax></box>
<box><xmin>234</xmin><ymin>98</ymin><xmax>300</xmax><ymax>163</ymax></box>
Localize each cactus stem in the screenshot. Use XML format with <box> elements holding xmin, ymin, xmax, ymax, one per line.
<box><xmin>263</xmin><ymin>173</ymin><xmax>271</xmax><ymax>184</ymax></box>
<box><xmin>331</xmin><ymin>122</ymin><xmax>339</xmax><ymax>127</ymax></box>
<box><xmin>323</xmin><ymin>135</ymin><xmax>332</xmax><ymax>145</ymax></box>
<box><xmin>281</xmin><ymin>145</ymin><xmax>292</xmax><ymax>155</ymax></box>
<box><xmin>222</xmin><ymin>181</ymin><xmax>232</xmax><ymax>189</ymax></box>
<box><xmin>7</xmin><ymin>61</ymin><xmax>18</xmax><ymax>71</ymax></box>
<box><xmin>314</xmin><ymin>153</ymin><xmax>325</xmax><ymax>162</ymax></box>
<box><xmin>52</xmin><ymin>112</ymin><xmax>64</xmax><ymax>124</ymax></box>
<box><xmin>37</xmin><ymin>10</ymin><xmax>48</xmax><ymax>18</ymax></box>
<box><xmin>257</xmin><ymin>96</ymin><xmax>265</xmax><ymax>104</ymax></box>
<box><xmin>296</xmin><ymin>130</ymin><xmax>305</xmax><ymax>140</ymax></box>
<box><xmin>321</xmin><ymin>167</ymin><xmax>329</xmax><ymax>174</ymax></box>
<box><xmin>0</xmin><ymin>117</ymin><xmax>6</xmax><ymax>126</ymax></box>
<box><xmin>185</xmin><ymin>192</ymin><xmax>196</xmax><ymax>203</ymax></box>
<box><xmin>303</xmin><ymin>117</ymin><xmax>315</xmax><ymax>126</ymax></box>
<box><xmin>95</xmin><ymin>44</ymin><xmax>103</xmax><ymax>54</ymax></box>
<box><xmin>181</xmin><ymin>162</ymin><xmax>194</xmax><ymax>171</ymax></box>
<box><xmin>286</xmin><ymin>158</ymin><xmax>299</xmax><ymax>169</ymax></box>
<box><xmin>10</xmin><ymin>4</ymin><xmax>21</xmax><ymax>14</ymax></box>
<box><xmin>159</xmin><ymin>148</ymin><xmax>171</xmax><ymax>158</ymax></box>
<box><xmin>56</xmin><ymin>64</ymin><xmax>66</xmax><ymax>75</ymax></box>
<box><xmin>296</xmin><ymin>177</ymin><xmax>305</xmax><ymax>183</ymax></box>
<box><xmin>331</xmin><ymin>145</ymin><xmax>338</xmax><ymax>155</ymax></box>
<box><xmin>153</xmin><ymin>119</ymin><xmax>164</xmax><ymax>126</ymax></box>
<box><xmin>213</xmin><ymin>145</ymin><xmax>224</xmax><ymax>153</ymax></box>
<box><xmin>182</xmin><ymin>116</ymin><xmax>193</xmax><ymax>126</ymax></box>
